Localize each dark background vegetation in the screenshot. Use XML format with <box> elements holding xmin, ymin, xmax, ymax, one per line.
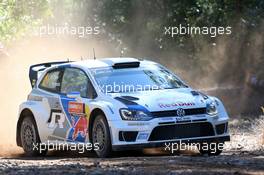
<box><xmin>0</xmin><ymin>0</ymin><xmax>264</xmax><ymax>115</ymax></box>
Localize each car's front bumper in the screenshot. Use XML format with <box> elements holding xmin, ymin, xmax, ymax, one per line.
<box><xmin>109</xmin><ymin>114</ymin><xmax>230</xmax><ymax>150</ymax></box>
<box><xmin>112</xmin><ymin>135</ymin><xmax>230</xmax><ymax>151</ymax></box>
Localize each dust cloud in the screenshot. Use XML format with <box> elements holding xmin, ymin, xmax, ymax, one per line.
<box><xmin>0</xmin><ymin>37</ymin><xmax>115</xmax><ymax>157</ymax></box>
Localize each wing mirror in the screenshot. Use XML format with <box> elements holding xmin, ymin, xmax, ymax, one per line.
<box><xmin>67</xmin><ymin>92</ymin><xmax>81</xmax><ymax>99</ymax></box>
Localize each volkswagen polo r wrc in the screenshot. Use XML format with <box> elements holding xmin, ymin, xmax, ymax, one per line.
<box><xmin>16</xmin><ymin>58</ymin><xmax>230</xmax><ymax>157</ymax></box>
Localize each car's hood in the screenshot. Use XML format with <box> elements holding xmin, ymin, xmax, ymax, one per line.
<box><xmin>110</xmin><ymin>88</ymin><xmax>208</xmax><ymax>112</ymax></box>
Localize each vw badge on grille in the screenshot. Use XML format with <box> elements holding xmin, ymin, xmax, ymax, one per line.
<box><xmin>176</xmin><ymin>108</ymin><xmax>185</xmax><ymax>117</ymax></box>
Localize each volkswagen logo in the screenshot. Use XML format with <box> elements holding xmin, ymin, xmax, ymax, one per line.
<box><xmin>176</xmin><ymin>108</ymin><xmax>185</xmax><ymax>117</ymax></box>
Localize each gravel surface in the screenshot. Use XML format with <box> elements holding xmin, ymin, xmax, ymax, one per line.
<box><xmin>0</xmin><ymin>150</ymin><xmax>264</xmax><ymax>175</ymax></box>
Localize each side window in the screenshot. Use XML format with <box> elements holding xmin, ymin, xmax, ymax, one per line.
<box><xmin>61</xmin><ymin>68</ymin><xmax>89</xmax><ymax>98</ymax></box>
<box><xmin>39</xmin><ymin>69</ymin><xmax>62</xmax><ymax>92</ymax></box>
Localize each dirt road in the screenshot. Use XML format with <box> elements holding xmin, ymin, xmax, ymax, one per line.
<box><xmin>0</xmin><ymin>149</ymin><xmax>263</xmax><ymax>175</ymax></box>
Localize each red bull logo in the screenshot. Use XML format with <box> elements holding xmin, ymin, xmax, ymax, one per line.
<box><xmin>71</xmin><ymin>115</ymin><xmax>88</xmax><ymax>140</ymax></box>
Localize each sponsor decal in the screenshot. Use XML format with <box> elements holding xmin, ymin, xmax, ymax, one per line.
<box><xmin>68</xmin><ymin>101</ymin><xmax>85</xmax><ymax>114</ymax></box>
<box><xmin>159</xmin><ymin>102</ymin><xmax>195</xmax><ymax>108</ymax></box>
<box><xmin>56</xmin><ymin>96</ymin><xmax>91</xmax><ymax>142</ymax></box>
<box><xmin>127</xmin><ymin>122</ymin><xmax>150</xmax><ymax>126</ymax></box>
<box><xmin>68</xmin><ymin>103</ymin><xmax>90</xmax><ymax>141</ymax></box>
<box><xmin>71</xmin><ymin>115</ymin><xmax>88</xmax><ymax>141</ymax></box>
<box><xmin>175</xmin><ymin>116</ymin><xmax>191</xmax><ymax>122</ymax></box>
<box><xmin>48</xmin><ymin>110</ymin><xmax>65</xmax><ymax>129</ymax></box>
<box><xmin>159</xmin><ymin>117</ymin><xmax>174</xmax><ymax>121</ymax></box>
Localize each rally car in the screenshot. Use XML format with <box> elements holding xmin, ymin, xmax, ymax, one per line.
<box><xmin>16</xmin><ymin>57</ymin><xmax>230</xmax><ymax>157</ymax></box>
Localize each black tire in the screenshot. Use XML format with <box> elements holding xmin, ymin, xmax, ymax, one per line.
<box><xmin>20</xmin><ymin>116</ymin><xmax>47</xmax><ymax>156</ymax></box>
<box><xmin>197</xmin><ymin>142</ymin><xmax>223</xmax><ymax>156</ymax></box>
<box><xmin>92</xmin><ymin>114</ymin><xmax>112</xmax><ymax>158</ymax></box>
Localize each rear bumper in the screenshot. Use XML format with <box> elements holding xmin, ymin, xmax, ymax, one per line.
<box><xmin>112</xmin><ymin>135</ymin><xmax>230</xmax><ymax>151</ymax></box>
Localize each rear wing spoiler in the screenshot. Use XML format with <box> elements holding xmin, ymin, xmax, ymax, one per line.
<box><xmin>29</xmin><ymin>61</ymin><xmax>70</xmax><ymax>88</ymax></box>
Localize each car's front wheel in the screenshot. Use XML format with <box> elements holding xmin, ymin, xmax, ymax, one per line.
<box><xmin>92</xmin><ymin>114</ymin><xmax>112</xmax><ymax>158</ymax></box>
<box><xmin>20</xmin><ymin>116</ymin><xmax>47</xmax><ymax>156</ymax></box>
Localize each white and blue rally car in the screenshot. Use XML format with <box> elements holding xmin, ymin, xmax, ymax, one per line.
<box><xmin>16</xmin><ymin>58</ymin><xmax>230</xmax><ymax>157</ymax></box>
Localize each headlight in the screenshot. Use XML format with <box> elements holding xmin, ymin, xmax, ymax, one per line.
<box><xmin>206</xmin><ymin>101</ymin><xmax>218</xmax><ymax>115</ymax></box>
<box><xmin>119</xmin><ymin>108</ymin><xmax>152</xmax><ymax>121</ymax></box>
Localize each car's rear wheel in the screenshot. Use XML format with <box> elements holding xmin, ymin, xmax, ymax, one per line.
<box><xmin>92</xmin><ymin>114</ymin><xmax>112</xmax><ymax>158</ymax></box>
<box><xmin>20</xmin><ymin>116</ymin><xmax>47</xmax><ymax>156</ymax></box>
<box><xmin>197</xmin><ymin>142</ymin><xmax>223</xmax><ymax>156</ymax></box>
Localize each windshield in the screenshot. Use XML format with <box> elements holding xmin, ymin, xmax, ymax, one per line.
<box><xmin>91</xmin><ymin>64</ymin><xmax>188</xmax><ymax>93</ymax></box>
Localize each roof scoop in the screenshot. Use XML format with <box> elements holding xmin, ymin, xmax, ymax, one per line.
<box><xmin>112</xmin><ymin>61</ymin><xmax>140</xmax><ymax>69</ymax></box>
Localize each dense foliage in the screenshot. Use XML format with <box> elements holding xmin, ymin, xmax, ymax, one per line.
<box><xmin>1</xmin><ymin>0</ymin><xmax>264</xmax><ymax>85</ymax></box>
<box><xmin>0</xmin><ymin>0</ymin><xmax>51</xmax><ymax>43</ymax></box>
